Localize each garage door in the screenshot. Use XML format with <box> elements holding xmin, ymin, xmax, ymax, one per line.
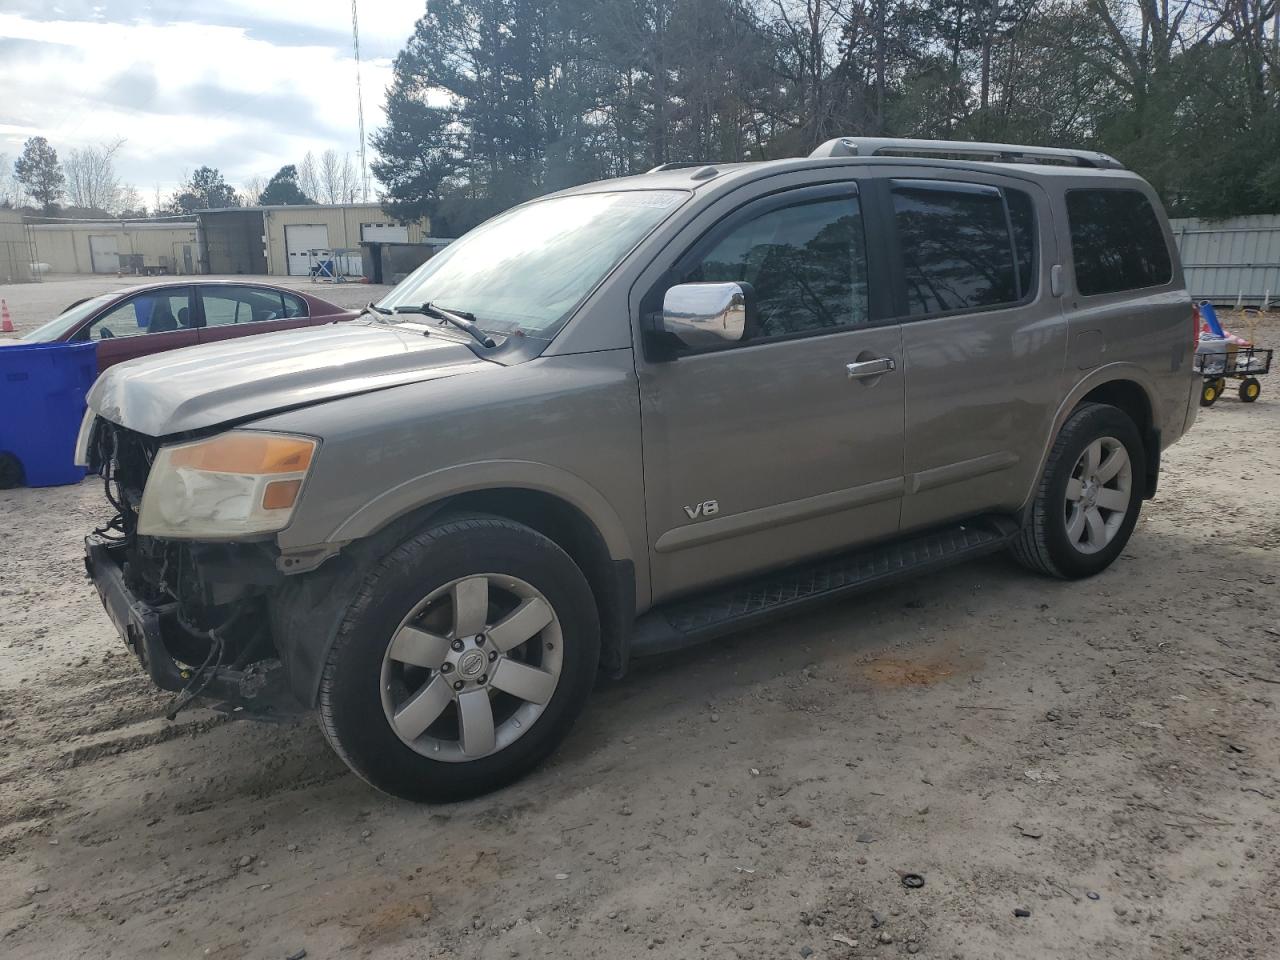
<box><xmin>284</xmin><ymin>224</ymin><xmax>330</xmax><ymax>276</ymax></box>
<box><xmin>361</xmin><ymin>222</ymin><xmax>409</xmax><ymax>243</ymax></box>
<box><xmin>89</xmin><ymin>235</ymin><xmax>119</xmax><ymax>274</ymax></box>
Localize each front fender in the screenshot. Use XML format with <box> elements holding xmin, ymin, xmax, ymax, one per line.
<box><xmin>320</xmin><ymin>459</ymin><xmax>635</xmax><ymax>564</ymax></box>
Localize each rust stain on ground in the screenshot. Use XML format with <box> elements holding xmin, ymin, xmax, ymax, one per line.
<box><xmin>345</xmin><ymin>893</ymin><xmax>434</xmax><ymax>944</ymax></box>
<box><xmin>862</xmin><ymin>655</ymin><xmax>959</xmax><ymax>687</ymax></box>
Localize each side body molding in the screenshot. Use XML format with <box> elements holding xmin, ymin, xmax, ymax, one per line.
<box><xmin>325</xmin><ymin>459</ymin><xmax>636</xmax><ymax>563</ymax></box>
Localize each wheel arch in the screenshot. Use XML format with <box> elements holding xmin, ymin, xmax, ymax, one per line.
<box><xmin>274</xmin><ymin>468</ymin><xmax>639</xmax><ymax>704</ymax></box>
<box><xmin>1023</xmin><ymin>366</ymin><xmax>1162</xmax><ymax>516</ymax></box>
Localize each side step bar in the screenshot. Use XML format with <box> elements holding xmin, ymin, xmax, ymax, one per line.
<box><xmin>631</xmin><ymin>516</ymin><xmax>1019</xmax><ymax>657</ymax></box>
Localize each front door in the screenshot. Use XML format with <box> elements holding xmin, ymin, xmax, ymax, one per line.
<box><xmin>74</xmin><ymin>288</ymin><xmax>198</xmax><ymax>370</ymax></box>
<box><xmin>638</xmin><ymin>183</ymin><xmax>906</xmax><ymax>602</ymax></box>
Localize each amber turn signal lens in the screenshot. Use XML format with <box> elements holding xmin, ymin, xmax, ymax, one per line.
<box><xmin>168</xmin><ymin>433</ymin><xmax>316</xmax><ymax>475</ymax></box>
<box><xmin>262</xmin><ymin>478</ymin><xmax>303</xmax><ymax>511</ymax></box>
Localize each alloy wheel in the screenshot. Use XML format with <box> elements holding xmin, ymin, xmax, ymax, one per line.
<box><xmin>379</xmin><ymin>574</ymin><xmax>563</xmax><ymax>762</ymax></box>
<box><xmin>1063</xmin><ymin>437</ymin><xmax>1132</xmax><ymax>555</ymax></box>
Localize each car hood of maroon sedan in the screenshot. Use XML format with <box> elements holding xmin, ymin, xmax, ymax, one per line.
<box><xmin>87</xmin><ymin>321</ymin><xmax>493</xmax><ymax>437</ymax></box>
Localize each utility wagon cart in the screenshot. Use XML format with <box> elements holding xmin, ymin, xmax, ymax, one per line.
<box><xmin>1195</xmin><ymin>345</ymin><xmax>1272</xmax><ymax>406</ymax></box>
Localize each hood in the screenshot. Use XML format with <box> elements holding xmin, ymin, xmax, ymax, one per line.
<box><xmin>88</xmin><ymin>321</ymin><xmax>492</xmax><ymax>437</ymax></box>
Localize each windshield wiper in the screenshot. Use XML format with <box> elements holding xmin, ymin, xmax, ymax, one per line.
<box><xmin>365</xmin><ymin>301</ymin><xmax>394</xmax><ymax>317</ymax></box>
<box><xmin>393</xmin><ymin>302</ymin><xmax>496</xmax><ymax>348</ymax></box>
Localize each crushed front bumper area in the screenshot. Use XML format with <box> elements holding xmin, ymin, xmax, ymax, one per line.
<box><xmin>84</xmin><ymin>538</ymin><xmax>291</xmax><ymax>709</ymax></box>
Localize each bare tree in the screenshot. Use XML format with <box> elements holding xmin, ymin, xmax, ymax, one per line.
<box><xmin>63</xmin><ymin>138</ymin><xmax>126</xmax><ymax>212</ymax></box>
<box><xmin>115</xmin><ymin>184</ymin><xmax>145</xmax><ymax>217</ymax></box>
<box><xmin>0</xmin><ymin>153</ymin><xmax>22</xmax><ymax>207</ymax></box>
<box><xmin>298</xmin><ymin>151</ymin><xmax>321</xmax><ymax>201</ymax></box>
<box><xmin>241</xmin><ymin>174</ymin><xmax>269</xmax><ymax>206</ymax></box>
<box><xmin>318</xmin><ymin>149</ymin><xmax>359</xmax><ymax>203</ymax></box>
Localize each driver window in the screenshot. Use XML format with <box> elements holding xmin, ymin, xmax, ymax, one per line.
<box><xmin>683</xmin><ymin>194</ymin><xmax>870</xmax><ymax>339</ymax></box>
<box><xmin>83</xmin><ymin>292</ymin><xmax>193</xmax><ymax>340</ymax></box>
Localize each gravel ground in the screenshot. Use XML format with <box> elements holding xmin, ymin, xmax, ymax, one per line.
<box><xmin>1</xmin><ymin>279</ymin><xmax>1278</xmax><ymax>960</ymax></box>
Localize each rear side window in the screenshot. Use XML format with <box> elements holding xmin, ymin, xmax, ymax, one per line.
<box><xmin>891</xmin><ymin>182</ymin><xmax>1031</xmax><ymax>316</ymax></box>
<box><xmin>282</xmin><ymin>292</ymin><xmax>308</xmax><ymax>318</ymax></box>
<box><xmin>1066</xmin><ymin>189</ymin><xmax>1171</xmax><ymax>296</ymax></box>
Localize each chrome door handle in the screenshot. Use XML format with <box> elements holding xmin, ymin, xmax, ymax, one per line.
<box><xmin>846</xmin><ymin>357</ymin><xmax>896</xmax><ymax>379</ymax></box>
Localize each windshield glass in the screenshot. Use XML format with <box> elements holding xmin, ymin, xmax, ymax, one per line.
<box><xmin>377</xmin><ymin>189</ymin><xmax>688</xmax><ymax>339</ymax></box>
<box><xmin>20</xmin><ymin>294</ymin><xmax>115</xmax><ymax>342</ymax></box>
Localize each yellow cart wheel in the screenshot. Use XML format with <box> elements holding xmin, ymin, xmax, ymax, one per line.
<box><xmin>1201</xmin><ymin>380</ymin><xmax>1220</xmax><ymax>406</ymax></box>
<box><xmin>1215</xmin><ymin>377</ymin><xmax>1227</xmax><ymax>395</ymax></box>
<box><xmin>1239</xmin><ymin>377</ymin><xmax>1261</xmax><ymax>403</ymax></box>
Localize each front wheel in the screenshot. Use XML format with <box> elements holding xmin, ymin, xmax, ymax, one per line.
<box><xmin>1239</xmin><ymin>377</ymin><xmax>1261</xmax><ymax>403</ymax></box>
<box><xmin>1011</xmin><ymin>403</ymin><xmax>1146</xmax><ymax>579</ymax></box>
<box><xmin>318</xmin><ymin>515</ymin><xmax>600</xmax><ymax>802</ymax></box>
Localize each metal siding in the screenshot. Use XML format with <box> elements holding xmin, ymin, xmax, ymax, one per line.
<box><xmin>1170</xmin><ymin>215</ymin><xmax>1280</xmax><ymax>306</ymax></box>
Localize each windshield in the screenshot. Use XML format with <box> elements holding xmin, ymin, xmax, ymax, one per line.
<box><xmin>20</xmin><ymin>294</ymin><xmax>115</xmax><ymax>342</ymax></box>
<box><xmin>377</xmin><ymin>189</ymin><xmax>688</xmax><ymax>339</ymax></box>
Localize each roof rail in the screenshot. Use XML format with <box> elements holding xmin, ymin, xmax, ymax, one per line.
<box><xmin>646</xmin><ymin>161</ymin><xmax>715</xmax><ymax>173</ymax></box>
<box><xmin>808</xmin><ymin>137</ymin><xmax>1125</xmax><ymax>170</ymax></box>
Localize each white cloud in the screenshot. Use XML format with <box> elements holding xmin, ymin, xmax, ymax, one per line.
<box><xmin>0</xmin><ymin>3</ymin><xmax>423</xmax><ymax>197</ymax></box>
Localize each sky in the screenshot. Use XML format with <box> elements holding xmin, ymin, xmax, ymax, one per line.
<box><xmin>0</xmin><ymin>0</ymin><xmax>425</xmax><ymax>203</ymax></box>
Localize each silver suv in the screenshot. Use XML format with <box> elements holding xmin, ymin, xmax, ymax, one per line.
<box><xmin>80</xmin><ymin>137</ymin><xmax>1200</xmax><ymax>802</ymax></box>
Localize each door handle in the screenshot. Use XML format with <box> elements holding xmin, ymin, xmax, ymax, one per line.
<box><xmin>846</xmin><ymin>357</ymin><xmax>896</xmax><ymax>379</ymax></box>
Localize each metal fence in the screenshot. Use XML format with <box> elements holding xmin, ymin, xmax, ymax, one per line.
<box><xmin>1171</xmin><ymin>215</ymin><xmax>1280</xmax><ymax>308</ymax></box>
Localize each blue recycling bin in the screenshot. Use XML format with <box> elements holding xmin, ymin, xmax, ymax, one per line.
<box><xmin>0</xmin><ymin>341</ymin><xmax>98</xmax><ymax>488</ymax></box>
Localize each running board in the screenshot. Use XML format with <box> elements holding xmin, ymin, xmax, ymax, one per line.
<box><xmin>631</xmin><ymin>516</ymin><xmax>1018</xmax><ymax>657</ymax></box>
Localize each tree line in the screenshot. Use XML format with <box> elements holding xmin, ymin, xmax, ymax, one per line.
<box><xmin>373</xmin><ymin>0</ymin><xmax>1280</xmax><ymax>234</ymax></box>
<box><xmin>0</xmin><ymin>139</ymin><xmax>364</xmax><ymax>218</ymax></box>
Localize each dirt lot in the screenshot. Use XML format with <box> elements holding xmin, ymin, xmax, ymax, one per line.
<box><xmin>2</xmin><ymin>279</ymin><xmax>1279</xmax><ymax>960</ymax></box>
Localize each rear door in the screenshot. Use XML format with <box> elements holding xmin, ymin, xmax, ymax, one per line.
<box><xmin>886</xmin><ymin>173</ymin><xmax>1067</xmax><ymax>530</ymax></box>
<box><xmin>637</xmin><ymin>181</ymin><xmax>906</xmax><ymax>601</ymax></box>
<box><xmin>74</xmin><ymin>287</ymin><xmax>198</xmax><ymax>370</ymax></box>
<box><xmin>195</xmin><ymin>285</ymin><xmax>316</xmax><ymax>345</ymax></box>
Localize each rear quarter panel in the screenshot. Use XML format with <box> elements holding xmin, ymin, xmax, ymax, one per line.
<box><xmin>1053</xmin><ymin>177</ymin><xmax>1194</xmax><ymax>447</ymax></box>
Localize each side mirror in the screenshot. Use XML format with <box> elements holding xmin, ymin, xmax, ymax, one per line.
<box><xmin>659</xmin><ymin>282</ymin><xmax>749</xmax><ymax>349</ymax></box>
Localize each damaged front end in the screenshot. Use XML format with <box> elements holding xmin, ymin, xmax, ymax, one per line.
<box><xmin>84</xmin><ymin>421</ymin><xmax>297</xmax><ymax>716</ymax></box>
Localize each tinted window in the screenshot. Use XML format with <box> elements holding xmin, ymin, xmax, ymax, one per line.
<box><xmin>892</xmin><ymin>183</ymin><xmax>1018</xmax><ymax>316</ymax></box>
<box><xmin>1007</xmin><ymin>189</ymin><xmax>1036</xmax><ymax>297</ymax></box>
<box><xmin>79</xmin><ymin>292</ymin><xmax>192</xmax><ymax>340</ymax></box>
<box><xmin>282</xmin><ymin>292</ymin><xmax>308</xmax><ymax>318</ymax></box>
<box><xmin>200</xmin><ymin>286</ymin><xmax>288</xmax><ymax>327</ymax></box>
<box><xmin>684</xmin><ymin>195</ymin><xmax>869</xmax><ymax>338</ymax></box>
<box><xmin>1067</xmin><ymin>189</ymin><xmax>1172</xmax><ymax>295</ymax></box>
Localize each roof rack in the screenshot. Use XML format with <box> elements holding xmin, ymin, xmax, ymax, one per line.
<box><xmin>646</xmin><ymin>162</ymin><xmax>714</xmax><ymax>173</ymax></box>
<box><xmin>808</xmin><ymin>137</ymin><xmax>1124</xmax><ymax>170</ymax></box>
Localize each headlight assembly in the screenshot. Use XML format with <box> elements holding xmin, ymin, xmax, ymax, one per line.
<box><xmin>137</xmin><ymin>431</ymin><xmax>318</xmax><ymax>539</ymax></box>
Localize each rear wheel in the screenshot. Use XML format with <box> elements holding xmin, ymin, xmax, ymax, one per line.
<box><xmin>1239</xmin><ymin>377</ymin><xmax>1261</xmax><ymax>403</ymax></box>
<box><xmin>1200</xmin><ymin>380</ymin><xmax>1220</xmax><ymax>407</ymax></box>
<box><xmin>318</xmin><ymin>515</ymin><xmax>600</xmax><ymax>802</ymax></box>
<box><xmin>1011</xmin><ymin>403</ymin><xmax>1146</xmax><ymax>579</ymax></box>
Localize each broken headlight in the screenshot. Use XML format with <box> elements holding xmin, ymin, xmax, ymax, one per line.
<box><xmin>137</xmin><ymin>431</ymin><xmax>317</xmax><ymax>539</ymax></box>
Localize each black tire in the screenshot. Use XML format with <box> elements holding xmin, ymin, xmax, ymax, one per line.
<box><xmin>1010</xmin><ymin>402</ymin><xmax>1146</xmax><ymax>580</ymax></box>
<box><xmin>1239</xmin><ymin>377</ymin><xmax>1261</xmax><ymax>403</ymax></box>
<box><xmin>1200</xmin><ymin>380</ymin><xmax>1219</xmax><ymax>407</ymax></box>
<box><xmin>318</xmin><ymin>514</ymin><xmax>600</xmax><ymax>802</ymax></box>
<box><xmin>0</xmin><ymin>452</ymin><xmax>23</xmax><ymax>490</ymax></box>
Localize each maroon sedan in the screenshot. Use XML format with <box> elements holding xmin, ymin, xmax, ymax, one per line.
<box><xmin>9</xmin><ymin>279</ymin><xmax>358</xmax><ymax>370</ymax></box>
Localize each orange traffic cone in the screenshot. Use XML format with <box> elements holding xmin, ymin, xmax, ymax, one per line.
<box><xmin>1</xmin><ymin>300</ymin><xmax>13</xmax><ymax>334</ymax></box>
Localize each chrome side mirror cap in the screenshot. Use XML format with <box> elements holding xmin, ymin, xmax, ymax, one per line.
<box><xmin>660</xmin><ymin>282</ymin><xmax>749</xmax><ymax>348</ymax></box>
